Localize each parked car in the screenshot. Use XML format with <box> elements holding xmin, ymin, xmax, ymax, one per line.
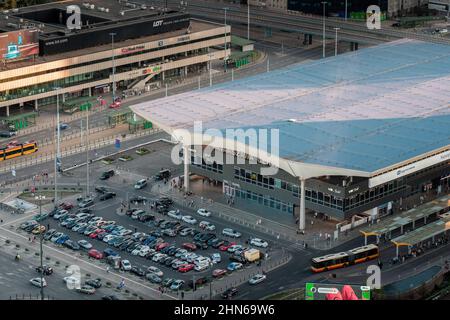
<box><xmin>130</xmin><ymin>266</ymin><xmax>146</xmax><ymax>277</ymax></box>
<box><xmin>170</xmin><ymin>279</ymin><xmax>184</xmax><ymax>290</ymax></box>
<box><xmin>181</xmin><ymin>215</ymin><xmax>197</xmax><ymax>225</ymax></box>
<box><xmin>0</xmin><ymin>131</ymin><xmax>16</xmax><ymax>138</ymax></box>
<box><xmin>120</xmin><ymin>259</ymin><xmax>132</xmax><ymax>271</ymax></box>
<box><xmin>179</xmin><ymin>227</ymin><xmax>194</xmax><ymax>236</ymax></box>
<box><xmin>77</xmin><ymin>240</ymin><xmax>92</xmax><ymax>249</ymax></box>
<box><xmin>147</xmin><ymin>266</ymin><xmax>164</xmax><ymax>277</ymax></box>
<box><xmin>167</xmin><ymin>210</ymin><xmax>183</xmax><ymax>220</ymax></box>
<box><xmin>219</xmin><ymin>241</ymin><xmax>236</xmax><ymax>251</ymax></box>
<box><xmin>178</xmin><ymin>264</ymin><xmax>195</xmax><ymax>273</ymax></box>
<box><xmin>78</xmin><ymin>198</ymin><xmax>94</xmax><ymax>208</ymax></box>
<box><xmin>182</xmin><ymin>243</ymin><xmax>197</xmax><ymax>251</ymax></box>
<box><xmin>212</xmin><ymin>269</ymin><xmax>227</xmax><ymax>278</ymax></box>
<box><xmin>197</xmin><ymin>208</ymin><xmax>211</xmax><ymax>217</ymax></box>
<box><xmin>199</xmin><ymin>221</ymin><xmax>215</xmax><ymax>231</ymax></box>
<box><xmin>227</xmin><ymin>262</ymin><xmax>243</xmax><ymax>271</ymax></box>
<box><xmin>59</xmin><ymin>202</ymin><xmax>74</xmax><ymax>210</ymax></box>
<box><xmin>250</xmin><ymin>238</ymin><xmax>269</xmax><ymax>248</ymax></box>
<box><xmin>88</xmin><ymin>249</ymin><xmax>103</xmax><ymax>259</ymax></box>
<box><xmin>211</xmin><ymin>253</ymin><xmax>221</xmax><ymax>263</ymax></box>
<box><xmin>94</xmin><ymin>186</ymin><xmax>109</xmax><ymax>194</ymax></box>
<box><xmin>222</xmin><ymin>228</ymin><xmax>242</xmax><ymax>238</ymax></box>
<box><xmin>64</xmin><ymin>240</ymin><xmax>80</xmax><ymax>250</ymax></box>
<box><xmin>146</xmin><ymin>273</ymin><xmax>162</xmax><ymax>284</ymax></box>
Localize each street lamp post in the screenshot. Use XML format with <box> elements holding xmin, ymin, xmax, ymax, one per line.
<box><xmin>224</xmin><ymin>7</ymin><xmax>229</xmax><ymax>72</ymax></box>
<box><xmin>85</xmin><ymin>107</ymin><xmax>90</xmax><ymax>197</ymax></box>
<box><xmin>334</xmin><ymin>27</ymin><xmax>340</xmax><ymax>56</ymax></box>
<box><xmin>345</xmin><ymin>0</ymin><xmax>348</xmax><ymax>21</ymax></box>
<box><xmin>322</xmin><ymin>1</ymin><xmax>327</xmax><ymax>58</ymax></box>
<box><xmin>35</xmin><ymin>194</ymin><xmax>46</xmax><ymax>300</ymax></box>
<box><xmin>110</xmin><ymin>32</ymin><xmax>117</xmax><ymax>103</ymax></box>
<box><xmin>54</xmin><ymin>88</ymin><xmax>61</xmax><ymax>208</ymax></box>
<box><xmin>247</xmin><ymin>2</ymin><xmax>250</xmax><ymax>40</ymax></box>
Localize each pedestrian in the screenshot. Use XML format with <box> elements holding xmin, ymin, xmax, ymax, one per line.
<box><xmin>106</xmin><ymin>266</ymin><xmax>110</xmax><ymax>273</ymax></box>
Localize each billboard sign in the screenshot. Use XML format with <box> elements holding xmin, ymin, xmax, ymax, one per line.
<box><xmin>0</xmin><ymin>29</ymin><xmax>39</xmax><ymax>61</ymax></box>
<box><xmin>305</xmin><ymin>283</ymin><xmax>371</xmax><ymax>300</ymax></box>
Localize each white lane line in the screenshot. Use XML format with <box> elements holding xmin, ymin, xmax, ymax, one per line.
<box><xmin>0</xmin><ymin>226</ymin><xmax>178</xmax><ymax>300</ymax></box>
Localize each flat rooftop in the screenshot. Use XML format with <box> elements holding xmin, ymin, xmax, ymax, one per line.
<box><xmin>0</xmin><ymin>19</ymin><xmax>215</xmax><ymax>71</ymax></box>
<box><xmin>131</xmin><ymin>39</ymin><xmax>450</xmax><ymax>174</ymax></box>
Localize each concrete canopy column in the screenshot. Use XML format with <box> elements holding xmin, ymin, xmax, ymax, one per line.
<box><xmin>34</xmin><ymin>99</ymin><xmax>38</xmax><ymax>112</ymax></box>
<box><xmin>183</xmin><ymin>145</ymin><xmax>190</xmax><ymax>192</ymax></box>
<box><xmin>299</xmin><ymin>177</ymin><xmax>306</xmax><ymax>232</ymax></box>
<box><xmin>6</xmin><ymin>106</ymin><xmax>10</xmax><ymax>117</ymax></box>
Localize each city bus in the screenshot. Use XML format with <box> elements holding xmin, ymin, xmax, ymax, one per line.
<box><xmin>0</xmin><ymin>141</ymin><xmax>38</xmax><ymax>161</ymax></box>
<box><xmin>311</xmin><ymin>244</ymin><xmax>379</xmax><ymax>273</ymax></box>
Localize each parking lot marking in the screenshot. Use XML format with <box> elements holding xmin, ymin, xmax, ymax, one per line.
<box><xmin>0</xmin><ymin>226</ymin><xmax>178</xmax><ymax>300</ymax></box>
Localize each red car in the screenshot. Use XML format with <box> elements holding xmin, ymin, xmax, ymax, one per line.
<box><xmin>88</xmin><ymin>249</ymin><xmax>103</xmax><ymax>259</ymax></box>
<box><xmin>109</xmin><ymin>101</ymin><xmax>121</xmax><ymax>109</ymax></box>
<box><xmin>178</xmin><ymin>264</ymin><xmax>195</xmax><ymax>273</ymax></box>
<box><xmin>89</xmin><ymin>229</ymin><xmax>105</xmax><ymax>239</ymax></box>
<box><xmin>219</xmin><ymin>241</ymin><xmax>236</xmax><ymax>251</ymax></box>
<box><xmin>155</xmin><ymin>242</ymin><xmax>170</xmax><ymax>251</ymax></box>
<box><xmin>59</xmin><ymin>202</ymin><xmax>74</xmax><ymax>210</ymax></box>
<box><xmin>212</xmin><ymin>269</ymin><xmax>227</xmax><ymax>278</ymax></box>
<box><xmin>182</xmin><ymin>243</ymin><xmax>197</xmax><ymax>251</ymax></box>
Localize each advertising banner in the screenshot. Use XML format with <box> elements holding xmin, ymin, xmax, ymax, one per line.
<box><xmin>0</xmin><ymin>29</ymin><xmax>39</xmax><ymax>61</ymax></box>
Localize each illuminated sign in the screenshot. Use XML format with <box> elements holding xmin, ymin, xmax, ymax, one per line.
<box><xmin>369</xmin><ymin>150</ymin><xmax>450</xmax><ymax>188</ymax></box>
<box><xmin>121</xmin><ymin>45</ymin><xmax>145</xmax><ymax>54</ymax></box>
<box><xmin>142</xmin><ymin>65</ymin><xmax>162</xmax><ymax>75</ymax></box>
<box><xmin>0</xmin><ymin>29</ymin><xmax>39</xmax><ymax>61</ymax></box>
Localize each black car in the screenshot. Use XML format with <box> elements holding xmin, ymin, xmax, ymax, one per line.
<box><xmin>212</xmin><ymin>239</ymin><xmax>226</xmax><ymax>249</ymax></box>
<box><xmin>85</xmin><ymin>278</ymin><xmax>102</xmax><ymax>288</ymax></box>
<box><xmin>48</xmin><ymin>208</ymin><xmax>58</xmax><ymax>217</ymax></box>
<box><xmin>94</xmin><ymin>186</ymin><xmax>109</xmax><ymax>194</ymax></box>
<box><xmin>194</xmin><ymin>240</ymin><xmax>208</xmax><ymax>250</ymax></box>
<box><xmin>100</xmin><ymin>170</ymin><xmax>115</xmax><ymax>180</ymax></box>
<box><xmin>36</xmin><ymin>265</ymin><xmax>53</xmax><ymax>275</ymax></box>
<box><xmin>99</xmin><ymin>192</ymin><xmax>116</xmax><ymax>201</ymax></box>
<box><xmin>208</xmin><ymin>238</ymin><xmax>220</xmax><ymax>246</ymax></box>
<box><xmin>230</xmin><ymin>254</ymin><xmax>247</xmax><ymax>264</ymax></box>
<box><xmin>0</xmin><ymin>131</ymin><xmax>16</xmax><ymax>138</ymax></box>
<box><xmin>164</xmin><ymin>257</ymin><xmax>176</xmax><ymax>267</ymax></box>
<box><xmin>139</xmin><ymin>214</ymin><xmax>155</xmax><ymax>222</ymax></box>
<box><xmin>221</xmin><ymin>287</ymin><xmax>238</xmax><ymax>299</ymax></box>
<box><xmin>64</xmin><ymin>240</ymin><xmax>80</xmax><ymax>250</ymax></box>
<box><xmin>129</xmin><ymin>196</ymin><xmax>147</xmax><ymax>204</ymax></box>
<box><xmin>130</xmin><ymin>266</ymin><xmax>146</xmax><ymax>277</ymax></box>
<box><xmin>200</xmin><ymin>233</ymin><xmax>216</xmax><ymax>243</ymax></box>
<box><xmin>193</xmin><ymin>233</ymin><xmax>204</xmax><ymax>241</ymax></box>
<box><xmin>158</xmin><ymin>196</ymin><xmax>173</xmax><ymax>205</ymax></box>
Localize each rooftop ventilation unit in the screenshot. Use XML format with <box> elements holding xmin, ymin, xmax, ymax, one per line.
<box><xmin>82</xmin><ymin>3</ymin><xmax>90</xmax><ymax>8</ymax></box>
<box><xmin>105</xmin><ymin>8</ymin><xmax>110</xmax><ymax>12</ymax></box>
<box><xmin>98</xmin><ymin>7</ymin><xmax>105</xmax><ymax>11</ymax></box>
<box><xmin>90</xmin><ymin>4</ymin><xmax>95</xmax><ymax>10</ymax></box>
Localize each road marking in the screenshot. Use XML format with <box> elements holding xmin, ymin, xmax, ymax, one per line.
<box><xmin>0</xmin><ymin>226</ymin><xmax>178</xmax><ymax>300</ymax></box>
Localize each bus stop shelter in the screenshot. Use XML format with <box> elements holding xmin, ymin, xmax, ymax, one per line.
<box><xmin>391</xmin><ymin>213</ymin><xmax>450</xmax><ymax>258</ymax></box>
<box><xmin>360</xmin><ymin>194</ymin><xmax>450</xmax><ymax>245</ymax></box>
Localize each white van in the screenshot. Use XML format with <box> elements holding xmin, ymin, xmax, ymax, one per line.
<box><xmin>134</xmin><ymin>179</ymin><xmax>148</xmax><ymax>190</ymax></box>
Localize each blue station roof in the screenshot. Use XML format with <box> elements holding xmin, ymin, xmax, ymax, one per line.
<box><xmin>130</xmin><ymin>39</ymin><xmax>450</xmax><ymax>174</ymax></box>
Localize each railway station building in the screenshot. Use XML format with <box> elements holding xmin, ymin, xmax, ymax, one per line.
<box><xmin>131</xmin><ymin>39</ymin><xmax>450</xmax><ymax>231</ymax></box>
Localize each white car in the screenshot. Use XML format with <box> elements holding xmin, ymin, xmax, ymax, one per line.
<box><xmin>179</xmin><ymin>228</ymin><xmax>194</xmax><ymax>236</ymax></box>
<box><xmin>222</xmin><ymin>228</ymin><xmax>242</xmax><ymax>238</ymax></box>
<box><xmin>194</xmin><ymin>263</ymin><xmax>209</xmax><ymax>272</ymax></box>
<box><xmin>121</xmin><ymin>259</ymin><xmax>132</xmax><ymax>271</ymax></box>
<box><xmin>147</xmin><ymin>266</ymin><xmax>163</xmax><ymax>277</ymax></box>
<box><xmin>197</xmin><ymin>208</ymin><xmax>211</xmax><ymax>217</ymax></box>
<box><xmin>30</xmin><ymin>277</ymin><xmax>47</xmax><ymax>288</ymax></box>
<box><xmin>134</xmin><ymin>179</ymin><xmax>148</xmax><ymax>190</ymax></box>
<box><xmin>168</xmin><ymin>210</ymin><xmax>183</xmax><ymax>220</ymax></box>
<box><xmin>182</xmin><ymin>215</ymin><xmax>197</xmax><ymax>225</ymax></box>
<box><xmin>77</xmin><ymin>239</ymin><xmax>92</xmax><ymax>249</ymax></box>
<box><xmin>211</xmin><ymin>253</ymin><xmax>221</xmax><ymax>263</ymax></box>
<box><xmin>138</xmin><ymin>246</ymin><xmax>151</xmax><ymax>257</ymax></box>
<box><xmin>102</xmin><ymin>234</ymin><xmax>116</xmax><ymax>243</ymax></box>
<box><xmin>227</xmin><ymin>244</ymin><xmax>243</xmax><ymax>253</ymax></box>
<box><xmin>249</xmin><ymin>274</ymin><xmax>266</xmax><ymax>285</ymax></box>
<box><xmin>199</xmin><ymin>221</ymin><xmax>215</xmax><ymax>231</ymax></box>
<box><xmin>250</xmin><ymin>238</ymin><xmax>269</xmax><ymax>248</ymax></box>
<box><xmin>194</xmin><ymin>256</ymin><xmax>211</xmax><ymax>266</ymax></box>
<box><xmin>131</xmin><ymin>245</ymin><xmax>143</xmax><ymax>256</ymax></box>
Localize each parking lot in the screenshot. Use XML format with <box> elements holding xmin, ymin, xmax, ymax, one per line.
<box><xmin>19</xmin><ymin>143</ymin><xmax>282</xmax><ymax>295</ymax></box>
